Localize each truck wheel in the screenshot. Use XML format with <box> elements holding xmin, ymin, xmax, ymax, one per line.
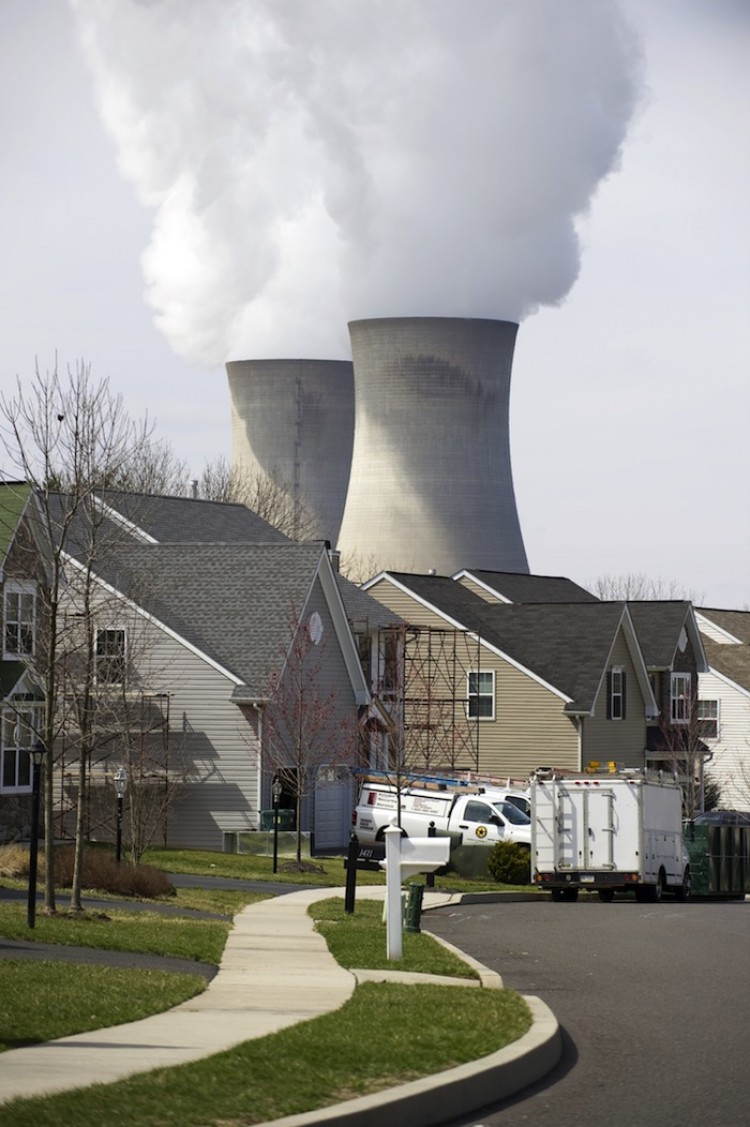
<box><xmin>675</xmin><ymin>867</ymin><xmax>691</xmax><ymax>901</ymax></box>
<box><xmin>597</xmin><ymin>889</ymin><xmax>615</xmax><ymax>903</ymax></box>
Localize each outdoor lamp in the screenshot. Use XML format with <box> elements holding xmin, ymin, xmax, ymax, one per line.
<box><xmin>113</xmin><ymin>766</ymin><xmax>129</xmax><ymax>863</ymax></box>
<box><xmin>27</xmin><ymin>739</ymin><xmax>47</xmax><ymax>929</ymax></box>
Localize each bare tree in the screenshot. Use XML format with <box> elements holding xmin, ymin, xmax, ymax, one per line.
<box><xmin>0</xmin><ymin>360</ymin><xmax>160</xmax><ymax>911</ymax></box>
<box><xmin>198</xmin><ymin>455</ymin><xmax>322</xmax><ymax>541</ymax></box>
<box><xmin>592</xmin><ymin>572</ymin><xmax>704</xmax><ymax>603</ymax></box>
<box><xmin>262</xmin><ymin>605</ymin><xmax>358</xmax><ymax>865</ymax></box>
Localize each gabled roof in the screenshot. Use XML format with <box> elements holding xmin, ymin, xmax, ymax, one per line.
<box><xmin>336</xmin><ymin>574</ymin><xmax>404</xmax><ymax>629</ymax></box>
<box><xmin>79</xmin><ymin>541</ymin><xmax>369</xmax><ymax>704</ymax></box>
<box><xmin>625</xmin><ymin>602</ymin><xmax>708</xmax><ymax>673</ymax></box>
<box><xmin>95</xmin><ymin>491</ymin><xmax>292</xmax><ymax>545</ymax></box>
<box><xmin>0</xmin><ymin>481</ymin><xmax>32</xmax><ymax>571</ymax></box>
<box><xmin>454</xmin><ymin>569</ymin><xmax>599</xmax><ymax>604</ymax></box>
<box><xmin>367</xmin><ymin>572</ymin><xmax>655</xmax><ymax>716</ymax></box>
<box><xmin>697</xmin><ymin>609</ymin><xmax>750</xmax><ymax>692</ymax></box>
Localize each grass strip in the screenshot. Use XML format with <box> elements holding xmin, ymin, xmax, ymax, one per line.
<box><xmin>311</xmin><ymin>897</ymin><xmax>477</xmax><ymax>977</ymax></box>
<box><xmin>0</xmin><ymin>902</ymin><xmax>229</xmax><ymax>964</ymax></box>
<box><xmin>0</xmin><ymin>962</ymin><xmax>205</xmax><ymax>1052</ymax></box>
<box><xmin>2</xmin><ymin>981</ymin><xmax>532</xmax><ymax>1127</ymax></box>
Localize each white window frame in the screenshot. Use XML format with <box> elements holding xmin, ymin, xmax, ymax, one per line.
<box><xmin>1</xmin><ymin>707</ymin><xmax>40</xmax><ymax>794</ymax></box>
<box><xmin>95</xmin><ymin>627</ymin><xmax>127</xmax><ymax>685</ymax></box>
<box><xmin>3</xmin><ymin>580</ymin><xmax>36</xmax><ymax>659</ymax></box>
<box><xmin>670</xmin><ymin>672</ymin><xmax>692</xmax><ymax>724</ymax></box>
<box><xmin>610</xmin><ymin>666</ymin><xmax>625</xmax><ymax>721</ymax></box>
<box><xmin>467</xmin><ymin>670</ymin><xmax>495</xmax><ymax>720</ymax></box>
<box><xmin>697</xmin><ymin>699</ymin><xmax>720</xmax><ymax>740</ymax></box>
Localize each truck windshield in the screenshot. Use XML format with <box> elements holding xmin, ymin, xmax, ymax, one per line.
<box><xmin>492</xmin><ymin>801</ymin><xmax>530</xmax><ymax>825</ymax></box>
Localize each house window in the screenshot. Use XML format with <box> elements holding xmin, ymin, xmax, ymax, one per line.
<box><xmin>467</xmin><ymin>671</ymin><xmax>494</xmax><ymax>720</ymax></box>
<box><xmin>608</xmin><ymin>667</ymin><xmax>626</xmax><ymax>720</ymax></box>
<box><xmin>670</xmin><ymin>672</ymin><xmax>692</xmax><ymax>723</ymax></box>
<box><xmin>697</xmin><ymin>699</ymin><xmax>719</xmax><ymax>739</ymax></box>
<box><xmin>3</xmin><ymin>582</ymin><xmax>36</xmax><ymax>658</ymax></box>
<box><xmin>96</xmin><ymin>629</ymin><xmax>126</xmax><ymax>685</ymax></box>
<box><xmin>0</xmin><ymin>708</ymin><xmax>38</xmax><ymax>793</ymax></box>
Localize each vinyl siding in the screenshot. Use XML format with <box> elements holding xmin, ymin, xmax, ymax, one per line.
<box><xmin>131</xmin><ymin>620</ymin><xmax>260</xmax><ymax>852</ymax></box>
<box><xmin>582</xmin><ymin>628</ymin><xmax>648</xmax><ymax>769</ymax></box>
<box><xmin>697</xmin><ymin>669</ymin><xmax>750</xmax><ymax>809</ymax></box>
<box><xmin>366</xmin><ymin>577</ymin><xmax>579</xmax><ymax>778</ymax></box>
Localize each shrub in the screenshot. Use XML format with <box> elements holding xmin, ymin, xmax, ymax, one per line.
<box><xmin>0</xmin><ymin>843</ymin><xmax>30</xmax><ymax>879</ymax></box>
<box><xmin>53</xmin><ymin>846</ymin><xmax>175</xmax><ymax>899</ymax></box>
<box><xmin>487</xmin><ymin>841</ymin><xmax>531</xmax><ymax>885</ymax></box>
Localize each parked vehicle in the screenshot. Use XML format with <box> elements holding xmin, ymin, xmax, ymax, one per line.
<box><xmin>531</xmin><ymin>768</ymin><xmax>691</xmax><ymax>902</ymax></box>
<box><xmin>352</xmin><ymin>772</ymin><xmax>531</xmax><ymax>849</ymax></box>
<box><xmin>691</xmin><ymin>810</ymin><xmax>750</xmax><ymax>827</ymax></box>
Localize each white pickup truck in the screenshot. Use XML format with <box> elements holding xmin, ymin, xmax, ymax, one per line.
<box><xmin>353</xmin><ymin>777</ymin><xmax>531</xmax><ymax>849</ymax></box>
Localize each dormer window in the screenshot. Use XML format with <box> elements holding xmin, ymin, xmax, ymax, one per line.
<box><xmin>3</xmin><ymin>581</ymin><xmax>36</xmax><ymax>659</ymax></box>
<box><xmin>670</xmin><ymin>672</ymin><xmax>692</xmax><ymax>723</ymax></box>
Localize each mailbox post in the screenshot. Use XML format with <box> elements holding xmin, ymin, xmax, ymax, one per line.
<box><xmin>381</xmin><ymin>827</ymin><xmax>450</xmax><ymax>961</ymax></box>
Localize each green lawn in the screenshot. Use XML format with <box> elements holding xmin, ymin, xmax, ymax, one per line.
<box><xmin>0</xmin><ymin>848</ymin><xmax>534</xmax><ymax>1123</ymax></box>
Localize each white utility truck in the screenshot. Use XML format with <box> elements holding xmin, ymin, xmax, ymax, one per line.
<box><xmin>353</xmin><ymin>773</ymin><xmax>531</xmax><ymax>849</ymax></box>
<box><xmin>531</xmin><ymin>769</ymin><xmax>691</xmax><ymax>902</ymax></box>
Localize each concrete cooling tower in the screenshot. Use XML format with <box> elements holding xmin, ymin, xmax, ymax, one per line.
<box><xmin>226</xmin><ymin>359</ymin><xmax>354</xmax><ymax>545</ymax></box>
<box><xmin>337</xmin><ymin>317</ymin><xmax>529</xmax><ymax>575</ymax></box>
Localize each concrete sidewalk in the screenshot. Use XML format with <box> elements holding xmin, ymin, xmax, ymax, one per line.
<box><xmin>0</xmin><ymin>887</ymin><xmax>561</xmax><ymax>1124</ymax></box>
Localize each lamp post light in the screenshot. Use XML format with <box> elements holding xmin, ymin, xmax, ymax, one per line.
<box><xmin>27</xmin><ymin>739</ymin><xmax>47</xmax><ymax>929</ymax></box>
<box><xmin>272</xmin><ymin>777</ymin><xmax>283</xmax><ymax>875</ymax></box>
<box><xmin>113</xmin><ymin>766</ymin><xmax>128</xmax><ymax>863</ymax></box>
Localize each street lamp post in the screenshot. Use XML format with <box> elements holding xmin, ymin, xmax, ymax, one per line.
<box><xmin>27</xmin><ymin>740</ymin><xmax>47</xmax><ymax>929</ymax></box>
<box><xmin>272</xmin><ymin>777</ymin><xmax>283</xmax><ymax>874</ymax></box>
<box><xmin>113</xmin><ymin>766</ymin><xmax>129</xmax><ymax>863</ymax></box>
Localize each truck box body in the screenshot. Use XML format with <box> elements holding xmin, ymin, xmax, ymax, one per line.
<box><xmin>353</xmin><ymin>777</ymin><xmax>531</xmax><ymax>849</ymax></box>
<box><xmin>531</xmin><ymin>773</ymin><xmax>690</xmax><ymax>901</ymax></box>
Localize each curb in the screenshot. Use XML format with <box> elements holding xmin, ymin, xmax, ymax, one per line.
<box><xmin>261</xmin><ymin>994</ymin><xmax>561</xmax><ymax>1127</ymax></box>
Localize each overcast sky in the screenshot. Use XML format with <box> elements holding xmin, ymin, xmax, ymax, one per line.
<box><xmin>1</xmin><ymin>1</ymin><xmax>748</xmax><ymax>609</ymax></box>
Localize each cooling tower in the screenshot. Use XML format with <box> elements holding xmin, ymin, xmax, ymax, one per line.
<box><xmin>226</xmin><ymin>359</ymin><xmax>354</xmax><ymax>544</ymax></box>
<box><xmin>337</xmin><ymin>317</ymin><xmax>529</xmax><ymax>575</ymax></box>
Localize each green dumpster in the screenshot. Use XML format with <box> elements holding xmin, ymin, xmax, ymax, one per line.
<box><xmin>259</xmin><ymin>808</ymin><xmax>295</xmax><ymax>831</ymax></box>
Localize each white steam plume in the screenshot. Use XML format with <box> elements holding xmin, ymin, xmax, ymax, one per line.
<box><xmin>70</xmin><ymin>0</ymin><xmax>643</xmax><ymax>364</ymax></box>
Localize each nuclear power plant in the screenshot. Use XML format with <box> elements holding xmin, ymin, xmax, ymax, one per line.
<box><xmin>227</xmin><ymin>359</ymin><xmax>354</xmax><ymax>545</ymax></box>
<box><xmin>227</xmin><ymin>317</ymin><xmax>529</xmax><ymax>575</ymax></box>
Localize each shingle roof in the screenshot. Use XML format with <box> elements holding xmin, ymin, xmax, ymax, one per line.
<box><xmin>95</xmin><ymin>541</ymin><xmax>327</xmax><ymax>697</ymax></box>
<box><xmin>698</xmin><ymin>609</ymin><xmax>750</xmax><ymax>691</ymax></box>
<box><xmin>383</xmin><ymin>573</ymin><xmax>628</xmax><ymax>712</ymax></box>
<box><xmin>460</xmin><ymin>570</ymin><xmax>600</xmax><ymax>603</ymax></box>
<box><xmin>625</xmin><ymin>602</ymin><xmax>696</xmax><ymax>669</ymax></box>
<box><xmin>97</xmin><ymin>491</ymin><xmax>292</xmax><ymax>544</ymax></box>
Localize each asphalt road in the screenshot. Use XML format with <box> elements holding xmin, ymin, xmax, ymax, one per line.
<box><xmin>423</xmin><ymin>896</ymin><xmax>750</xmax><ymax>1127</ymax></box>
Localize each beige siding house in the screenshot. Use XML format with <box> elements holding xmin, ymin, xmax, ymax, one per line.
<box><xmin>363</xmin><ymin>571</ymin><xmax>657</xmax><ymax>780</ymax></box>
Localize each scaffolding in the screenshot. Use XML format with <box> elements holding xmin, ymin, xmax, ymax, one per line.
<box><xmin>353</xmin><ymin>620</ymin><xmax>484</xmax><ymax>775</ymax></box>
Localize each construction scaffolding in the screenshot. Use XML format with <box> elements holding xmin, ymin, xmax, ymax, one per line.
<box><xmin>354</xmin><ymin>620</ymin><xmax>484</xmax><ymax>775</ymax></box>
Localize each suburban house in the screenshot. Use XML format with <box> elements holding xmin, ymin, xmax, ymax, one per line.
<box><xmin>694</xmin><ymin>609</ymin><xmax>750</xmax><ymax>810</ymax></box>
<box><xmin>0</xmin><ymin>484</ymin><xmax>400</xmax><ymax>853</ymax></box>
<box><xmin>362</xmin><ymin>571</ymin><xmax>659</xmax><ymax>779</ymax></box>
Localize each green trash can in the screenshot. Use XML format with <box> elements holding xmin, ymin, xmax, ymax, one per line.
<box><xmin>259</xmin><ymin>808</ymin><xmax>295</xmax><ymax>831</ymax></box>
<box><xmin>404</xmin><ymin>884</ymin><xmax>424</xmax><ymax>933</ymax></box>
